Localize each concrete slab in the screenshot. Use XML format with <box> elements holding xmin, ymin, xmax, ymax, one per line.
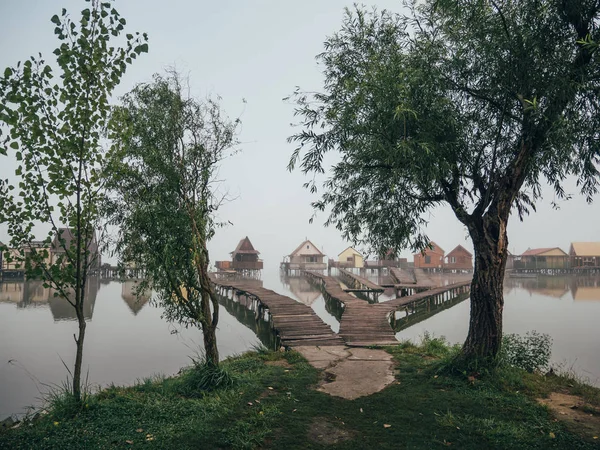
<box><xmin>295</xmin><ymin>346</ymin><xmax>396</xmax><ymax>399</ymax></box>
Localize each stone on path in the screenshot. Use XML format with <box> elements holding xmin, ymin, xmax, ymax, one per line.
<box><xmin>295</xmin><ymin>345</ymin><xmax>396</xmax><ymax>400</ymax></box>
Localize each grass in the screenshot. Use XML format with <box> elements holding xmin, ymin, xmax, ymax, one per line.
<box><xmin>1</xmin><ymin>341</ymin><xmax>599</xmax><ymax>449</ymax></box>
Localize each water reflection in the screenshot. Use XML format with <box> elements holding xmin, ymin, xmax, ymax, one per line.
<box><xmin>215</xmin><ymin>284</ymin><xmax>279</xmax><ymax>351</ymax></box>
<box><xmin>280</xmin><ymin>274</ymin><xmax>341</xmax><ymax>332</ymax></box>
<box><xmin>0</xmin><ymin>278</ymin><xmax>100</xmax><ymax>321</ymax></box>
<box><xmin>121</xmin><ymin>280</ymin><xmax>151</xmax><ymax>315</ymax></box>
<box><xmin>505</xmin><ymin>276</ymin><xmax>600</xmax><ymax>302</ymax></box>
<box><xmin>392</xmin><ymin>293</ymin><xmax>470</xmax><ymax>332</ymax></box>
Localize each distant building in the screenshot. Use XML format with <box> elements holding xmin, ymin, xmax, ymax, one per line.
<box><xmin>413</xmin><ymin>242</ymin><xmax>445</xmax><ymax>270</ymax></box>
<box><xmin>569</xmin><ymin>242</ymin><xmax>600</xmax><ymax>269</ymax></box>
<box><xmin>281</xmin><ymin>239</ymin><xmax>327</xmax><ymax>274</ymax></box>
<box><xmin>51</xmin><ymin>228</ymin><xmax>101</xmax><ymax>269</ymax></box>
<box><xmin>445</xmin><ymin>245</ymin><xmax>473</xmax><ymax>271</ymax></box>
<box><xmin>215</xmin><ymin>236</ymin><xmax>263</xmax><ymax>276</ymax></box>
<box><xmin>518</xmin><ymin>247</ymin><xmax>568</xmax><ymax>270</ymax></box>
<box><xmin>337</xmin><ymin>247</ymin><xmax>364</xmax><ymax>269</ymax></box>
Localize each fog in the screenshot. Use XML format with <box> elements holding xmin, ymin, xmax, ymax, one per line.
<box><xmin>1</xmin><ymin>0</ymin><xmax>598</xmax><ymax>271</ymax></box>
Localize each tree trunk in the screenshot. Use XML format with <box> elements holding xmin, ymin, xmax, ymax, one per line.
<box><xmin>201</xmin><ymin>291</ymin><xmax>219</xmax><ymax>366</ymax></box>
<box><xmin>461</xmin><ymin>209</ymin><xmax>509</xmax><ymax>366</ymax></box>
<box><xmin>73</xmin><ymin>314</ymin><xmax>86</xmax><ymax>402</ymax></box>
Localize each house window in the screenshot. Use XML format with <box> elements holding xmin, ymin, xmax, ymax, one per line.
<box><xmin>425</xmin><ymin>256</ymin><xmax>431</xmax><ymax>264</ymax></box>
<box><xmin>450</xmin><ymin>257</ymin><xmax>456</xmax><ymax>263</ymax></box>
<box><xmin>307</xmin><ymin>245</ymin><xmax>309</xmax><ymax>249</ymax></box>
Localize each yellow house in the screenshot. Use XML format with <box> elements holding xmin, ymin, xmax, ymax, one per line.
<box><xmin>338</xmin><ymin>247</ymin><xmax>364</xmax><ymax>268</ymax></box>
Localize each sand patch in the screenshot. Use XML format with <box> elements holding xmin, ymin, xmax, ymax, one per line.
<box><xmin>538</xmin><ymin>392</ymin><xmax>600</xmax><ymax>441</ymax></box>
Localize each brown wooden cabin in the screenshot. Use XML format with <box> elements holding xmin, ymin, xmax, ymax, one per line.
<box><xmin>517</xmin><ymin>247</ymin><xmax>569</xmax><ymax>270</ymax></box>
<box><xmin>413</xmin><ymin>242</ymin><xmax>445</xmax><ymax>270</ymax></box>
<box><xmin>570</xmin><ymin>242</ymin><xmax>600</xmax><ymax>269</ymax></box>
<box><xmin>230</xmin><ymin>236</ymin><xmax>263</xmax><ymax>271</ymax></box>
<box><xmin>51</xmin><ymin>228</ymin><xmax>102</xmax><ymax>269</ymax></box>
<box><xmin>445</xmin><ymin>245</ymin><xmax>473</xmax><ymax>271</ymax></box>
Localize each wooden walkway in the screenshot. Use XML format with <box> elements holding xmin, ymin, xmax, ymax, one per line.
<box><xmin>390</xmin><ymin>267</ymin><xmax>416</xmax><ymax>284</ymax></box>
<box><xmin>338</xmin><ymin>268</ymin><xmax>384</xmax><ymax>292</ymax></box>
<box><xmin>304</xmin><ymin>270</ymin><xmax>471</xmax><ymax>347</ymax></box>
<box><xmin>305</xmin><ymin>271</ymin><xmax>398</xmax><ymax>346</ymax></box>
<box><xmin>211</xmin><ymin>276</ymin><xmax>344</xmax><ymax>348</ymax></box>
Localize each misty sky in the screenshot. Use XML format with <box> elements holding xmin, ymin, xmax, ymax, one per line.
<box><xmin>1</xmin><ymin>0</ymin><xmax>598</xmax><ymax>271</ymax></box>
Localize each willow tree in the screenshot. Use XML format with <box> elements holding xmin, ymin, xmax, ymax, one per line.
<box><xmin>288</xmin><ymin>1</ymin><xmax>600</xmax><ymax>364</ymax></box>
<box><xmin>106</xmin><ymin>72</ymin><xmax>239</xmax><ymax>366</ymax></box>
<box><xmin>0</xmin><ymin>0</ymin><xmax>147</xmax><ymax>401</ymax></box>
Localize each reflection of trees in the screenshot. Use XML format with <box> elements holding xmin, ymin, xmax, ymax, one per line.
<box><xmin>121</xmin><ymin>280</ymin><xmax>151</xmax><ymax>315</ymax></box>
<box><xmin>0</xmin><ymin>278</ymin><xmax>100</xmax><ymax>320</ymax></box>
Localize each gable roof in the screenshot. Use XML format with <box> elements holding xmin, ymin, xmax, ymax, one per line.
<box><xmin>413</xmin><ymin>241</ymin><xmax>445</xmax><ymax>256</ymax></box>
<box><xmin>289</xmin><ymin>239</ymin><xmax>324</xmax><ymax>257</ymax></box>
<box><xmin>570</xmin><ymin>242</ymin><xmax>600</xmax><ymax>257</ymax></box>
<box><xmin>230</xmin><ymin>236</ymin><xmax>259</xmax><ymax>255</ymax></box>
<box><xmin>521</xmin><ymin>247</ymin><xmax>567</xmax><ymax>256</ymax></box>
<box><xmin>338</xmin><ymin>246</ymin><xmax>363</xmax><ymax>257</ymax></box>
<box><xmin>447</xmin><ymin>244</ymin><xmax>472</xmax><ymax>257</ymax></box>
<box><xmin>52</xmin><ymin>228</ymin><xmax>99</xmax><ymax>254</ymax></box>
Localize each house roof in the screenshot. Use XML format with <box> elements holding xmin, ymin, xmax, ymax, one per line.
<box><xmin>447</xmin><ymin>244</ymin><xmax>472</xmax><ymax>257</ymax></box>
<box><xmin>521</xmin><ymin>247</ymin><xmax>567</xmax><ymax>256</ymax></box>
<box><xmin>52</xmin><ymin>228</ymin><xmax>98</xmax><ymax>253</ymax></box>
<box><xmin>570</xmin><ymin>242</ymin><xmax>600</xmax><ymax>257</ymax></box>
<box><xmin>230</xmin><ymin>236</ymin><xmax>259</xmax><ymax>255</ymax></box>
<box><xmin>289</xmin><ymin>239</ymin><xmax>324</xmax><ymax>257</ymax></box>
<box><xmin>338</xmin><ymin>246</ymin><xmax>363</xmax><ymax>257</ymax></box>
<box><xmin>413</xmin><ymin>241</ymin><xmax>445</xmax><ymax>256</ymax></box>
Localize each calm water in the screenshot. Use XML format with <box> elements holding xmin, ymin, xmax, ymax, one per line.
<box><xmin>1</xmin><ymin>272</ymin><xmax>599</xmax><ymax>417</ymax></box>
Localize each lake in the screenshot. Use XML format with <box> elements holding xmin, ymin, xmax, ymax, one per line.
<box><xmin>1</xmin><ymin>271</ymin><xmax>599</xmax><ymax>418</ymax></box>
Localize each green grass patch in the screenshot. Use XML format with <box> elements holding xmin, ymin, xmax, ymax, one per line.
<box><xmin>1</xmin><ymin>342</ymin><xmax>599</xmax><ymax>449</ymax></box>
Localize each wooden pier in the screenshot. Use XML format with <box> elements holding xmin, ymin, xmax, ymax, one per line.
<box><xmin>304</xmin><ymin>270</ymin><xmax>471</xmax><ymax>347</ymax></box>
<box><xmin>337</xmin><ymin>268</ymin><xmax>384</xmax><ymax>301</ymax></box>
<box><xmin>211</xmin><ymin>276</ymin><xmax>344</xmax><ymax>348</ymax></box>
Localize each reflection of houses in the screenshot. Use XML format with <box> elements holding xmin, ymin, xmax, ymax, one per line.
<box><xmin>283</xmin><ymin>276</ymin><xmax>321</xmax><ymax>306</ymax></box>
<box><xmin>569</xmin><ymin>276</ymin><xmax>600</xmax><ymax>301</ymax></box>
<box><xmin>281</xmin><ymin>239</ymin><xmax>327</xmax><ymax>274</ymax></box>
<box><xmin>121</xmin><ymin>280</ymin><xmax>151</xmax><ymax>315</ymax></box>
<box><xmin>0</xmin><ymin>278</ymin><xmax>99</xmax><ymax>320</ymax></box>
<box><xmin>215</xmin><ymin>237</ymin><xmax>262</xmax><ymax>276</ymax></box>
<box><xmin>445</xmin><ymin>245</ymin><xmax>473</xmax><ymax>272</ymax></box>
<box><xmin>413</xmin><ymin>242</ymin><xmax>444</xmax><ymax>271</ymax></box>
<box><xmin>332</xmin><ymin>247</ymin><xmax>364</xmax><ymax>269</ymax></box>
<box><xmin>570</xmin><ymin>242</ymin><xmax>600</xmax><ymax>269</ymax></box>
<box><xmin>517</xmin><ymin>248</ymin><xmax>569</xmax><ymax>270</ymax></box>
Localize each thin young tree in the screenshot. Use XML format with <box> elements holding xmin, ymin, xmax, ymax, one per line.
<box><xmin>0</xmin><ymin>0</ymin><xmax>148</xmax><ymax>401</ymax></box>
<box><xmin>106</xmin><ymin>71</ymin><xmax>239</xmax><ymax>367</ymax></box>
<box><xmin>288</xmin><ymin>1</ymin><xmax>600</xmax><ymax>365</ymax></box>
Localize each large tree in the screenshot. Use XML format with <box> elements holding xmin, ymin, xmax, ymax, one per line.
<box><xmin>106</xmin><ymin>71</ymin><xmax>239</xmax><ymax>367</ymax></box>
<box><xmin>288</xmin><ymin>1</ymin><xmax>600</xmax><ymax>364</ymax></box>
<box><xmin>0</xmin><ymin>0</ymin><xmax>147</xmax><ymax>401</ymax></box>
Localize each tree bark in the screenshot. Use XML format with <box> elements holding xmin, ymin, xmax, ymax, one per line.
<box><xmin>462</xmin><ymin>206</ymin><xmax>509</xmax><ymax>365</ymax></box>
<box><xmin>201</xmin><ymin>291</ymin><xmax>219</xmax><ymax>366</ymax></box>
<box><xmin>73</xmin><ymin>313</ymin><xmax>86</xmax><ymax>402</ymax></box>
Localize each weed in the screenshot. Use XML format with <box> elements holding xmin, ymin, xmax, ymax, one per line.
<box><xmin>501</xmin><ymin>331</ymin><xmax>552</xmax><ymax>373</ymax></box>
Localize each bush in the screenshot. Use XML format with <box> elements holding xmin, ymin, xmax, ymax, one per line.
<box><xmin>176</xmin><ymin>360</ymin><xmax>235</xmax><ymax>397</ymax></box>
<box><xmin>501</xmin><ymin>331</ymin><xmax>552</xmax><ymax>373</ymax></box>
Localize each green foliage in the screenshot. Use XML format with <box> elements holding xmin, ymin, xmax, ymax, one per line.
<box><xmin>0</xmin><ymin>0</ymin><xmax>148</xmax><ymax>400</ymax></box>
<box><xmin>176</xmin><ymin>359</ymin><xmax>235</xmax><ymax>397</ymax></box>
<box><xmin>288</xmin><ymin>1</ymin><xmax>600</xmax><ymax>254</ymax></box>
<box><xmin>105</xmin><ymin>70</ymin><xmax>240</xmax><ymax>365</ymax></box>
<box><xmin>501</xmin><ymin>331</ymin><xmax>553</xmax><ymax>373</ymax></box>
<box><xmin>3</xmin><ymin>347</ymin><xmax>599</xmax><ymax>449</ymax></box>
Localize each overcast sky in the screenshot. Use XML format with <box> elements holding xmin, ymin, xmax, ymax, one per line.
<box><xmin>1</xmin><ymin>0</ymin><xmax>599</xmax><ymax>271</ymax></box>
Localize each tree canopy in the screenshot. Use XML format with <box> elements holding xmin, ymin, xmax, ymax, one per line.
<box><xmin>288</xmin><ymin>0</ymin><xmax>600</xmax><ymax>362</ymax></box>
<box><xmin>0</xmin><ymin>0</ymin><xmax>148</xmax><ymax>400</ymax></box>
<box><xmin>289</xmin><ymin>0</ymin><xmax>600</xmax><ymax>256</ymax></box>
<box><xmin>106</xmin><ymin>71</ymin><xmax>239</xmax><ymax>366</ymax></box>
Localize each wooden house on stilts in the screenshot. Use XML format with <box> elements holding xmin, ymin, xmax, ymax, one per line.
<box><xmin>216</xmin><ymin>236</ymin><xmax>263</xmax><ymax>277</ymax></box>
